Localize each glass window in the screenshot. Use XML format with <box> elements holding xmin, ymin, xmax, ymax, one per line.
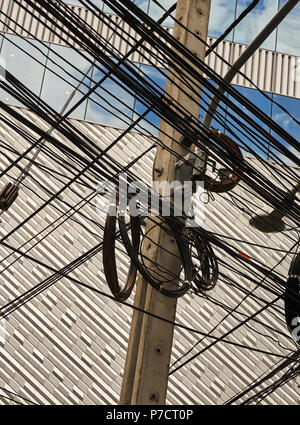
<box><xmin>208</xmin><ymin>0</ymin><xmax>236</xmax><ymax>40</ymax></box>
<box><xmin>0</xmin><ymin>35</ymin><xmax>49</xmax><ymax>107</ymax></box>
<box><xmin>85</xmin><ymin>61</ymin><xmax>136</xmax><ymax>128</ymax></box>
<box><xmin>225</xmin><ymin>85</ymin><xmax>272</xmax><ymax>158</ymax></box>
<box><xmin>133</xmin><ymin>0</ymin><xmax>150</xmax><ymax>13</ymax></box>
<box><xmin>132</xmin><ymin>64</ymin><xmax>167</xmax><ymax>136</ymax></box>
<box><xmin>234</xmin><ymin>0</ymin><xmax>278</xmax><ymax>51</ymax></box>
<box><xmin>40</xmin><ymin>45</ymin><xmax>92</xmax><ymax>119</ymax></box>
<box><xmin>270</xmin><ymin>94</ymin><xmax>300</xmax><ymax>165</ymax></box>
<box><xmin>148</xmin><ymin>0</ymin><xmax>175</xmax><ymax>27</ymax></box>
<box><xmin>277</xmin><ymin>0</ymin><xmax>300</xmax><ymax>56</ymax></box>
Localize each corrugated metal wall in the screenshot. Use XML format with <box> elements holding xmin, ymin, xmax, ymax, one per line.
<box><xmin>0</xmin><ymin>0</ymin><xmax>300</xmax><ymax>98</ymax></box>
<box><xmin>0</xmin><ymin>105</ymin><xmax>299</xmax><ymax>405</ymax></box>
<box><xmin>0</xmin><ymin>1</ymin><xmax>299</xmax><ymax>406</ymax></box>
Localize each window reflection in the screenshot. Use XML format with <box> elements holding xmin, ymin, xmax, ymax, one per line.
<box><xmin>41</xmin><ymin>45</ymin><xmax>92</xmax><ymax>119</ymax></box>
<box><xmin>148</xmin><ymin>0</ymin><xmax>175</xmax><ymax>27</ymax></box>
<box><xmin>0</xmin><ymin>34</ymin><xmax>49</xmax><ymax>107</ymax></box>
<box><xmin>225</xmin><ymin>85</ymin><xmax>272</xmax><ymax>158</ymax></box>
<box><xmin>85</xmin><ymin>61</ymin><xmax>136</xmax><ymax>128</ymax></box>
<box><xmin>208</xmin><ymin>0</ymin><xmax>236</xmax><ymax>40</ymax></box>
<box><xmin>277</xmin><ymin>0</ymin><xmax>300</xmax><ymax>56</ymax></box>
<box><xmin>271</xmin><ymin>94</ymin><xmax>300</xmax><ymax>165</ymax></box>
<box><xmin>234</xmin><ymin>0</ymin><xmax>278</xmax><ymax>50</ymax></box>
<box><xmin>0</xmin><ymin>2</ymin><xmax>299</xmax><ymax>135</ymax></box>
<box><xmin>132</xmin><ymin>64</ymin><xmax>167</xmax><ymax>136</ymax></box>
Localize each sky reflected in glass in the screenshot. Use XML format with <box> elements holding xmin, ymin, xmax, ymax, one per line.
<box><xmin>277</xmin><ymin>0</ymin><xmax>300</xmax><ymax>56</ymax></box>
<box><xmin>226</xmin><ymin>85</ymin><xmax>272</xmax><ymax>158</ymax></box>
<box><xmin>271</xmin><ymin>94</ymin><xmax>300</xmax><ymax>166</ymax></box>
<box><xmin>40</xmin><ymin>45</ymin><xmax>92</xmax><ymax>119</ymax></box>
<box><xmin>86</xmin><ymin>61</ymin><xmax>136</xmax><ymax>128</ymax></box>
<box><xmin>0</xmin><ymin>3</ymin><xmax>298</xmax><ymax>166</ymax></box>
<box><xmin>133</xmin><ymin>64</ymin><xmax>167</xmax><ymax>136</ymax></box>
<box><xmin>0</xmin><ymin>35</ymin><xmax>49</xmax><ymax>107</ymax></box>
<box><xmin>234</xmin><ymin>0</ymin><xmax>278</xmax><ymax>50</ymax></box>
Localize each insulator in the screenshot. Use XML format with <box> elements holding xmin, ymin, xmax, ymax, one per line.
<box><xmin>0</xmin><ymin>183</ymin><xmax>19</xmax><ymax>212</ymax></box>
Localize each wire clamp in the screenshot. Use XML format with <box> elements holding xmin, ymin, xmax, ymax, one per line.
<box><xmin>0</xmin><ymin>182</ymin><xmax>19</xmax><ymax>213</ymax></box>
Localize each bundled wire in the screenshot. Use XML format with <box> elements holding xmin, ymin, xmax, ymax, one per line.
<box><xmin>0</xmin><ymin>0</ymin><xmax>298</xmax><ymax>316</ymax></box>
<box><xmin>10</xmin><ymin>0</ymin><xmax>299</xmax><ymax>225</ymax></box>
<box><xmin>118</xmin><ymin>213</ymin><xmax>192</xmax><ymax>298</ymax></box>
<box><xmin>224</xmin><ymin>350</ymin><xmax>300</xmax><ymax>405</ymax></box>
<box><xmin>0</xmin><ymin>0</ymin><xmax>299</xmax><ymax>406</ymax></box>
<box><xmin>103</xmin><ymin>198</ymin><xmax>141</xmax><ymax>301</ymax></box>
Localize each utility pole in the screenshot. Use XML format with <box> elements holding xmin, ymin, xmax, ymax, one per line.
<box><xmin>120</xmin><ymin>0</ymin><xmax>211</xmax><ymax>405</ymax></box>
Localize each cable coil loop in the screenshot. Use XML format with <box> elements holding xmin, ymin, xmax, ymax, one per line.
<box><xmin>194</xmin><ymin>130</ymin><xmax>244</xmax><ymax>194</ymax></box>
<box><xmin>103</xmin><ymin>198</ymin><xmax>141</xmax><ymax>301</ymax></box>
<box><xmin>188</xmin><ymin>231</ymin><xmax>219</xmax><ymax>292</ymax></box>
<box><xmin>118</xmin><ymin>215</ymin><xmax>192</xmax><ymax>298</ymax></box>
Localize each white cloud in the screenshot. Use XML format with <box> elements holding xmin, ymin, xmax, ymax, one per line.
<box><xmin>273</xmin><ymin>112</ymin><xmax>293</xmax><ymax>129</ymax></box>
<box><xmin>208</xmin><ymin>0</ymin><xmax>236</xmax><ymax>38</ymax></box>
<box><xmin>276</xmin><ymin>1</ymin><xmax>300</xmax><ymax>56</ymax></box>
<box><xmin>234</xmin><ymin>0</ymin><xmax>278</xmax><ymax>49</ymax></box>
<box><xmin>86</xmin><ymin>75</ymin><xmax>136</xmax><ymax>127</ymax></box>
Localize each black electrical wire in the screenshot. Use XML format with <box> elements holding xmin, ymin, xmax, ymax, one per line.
<box><xmin>4</xmin><ymin>0</ymin><xmax>296</xmax><ymax>179</ymax></box>
<box><xmin>31</xmin><ymin>0</ymin><xmax>300</xmax><ymax>225</ymax></box>
<box><xmin>168</xmin><ymin>238</ymin><xmax>299</xmax><ymax>376</ymax></box>
<box><xmin>0</xmin><ymin>238</ymin><xmax>293</xmax><ymax>360</ymax></box>
<box><xmin>224</xmin><ymin>350</ymin><xmax>300</xmax><ymax>405</ymax></box>
<box><xmin>0</xmin><ymin>387</ymin><xmax>37</xmax><ymax>405</ymax></box>
<box><xmin>252</xmin><ymin>364</ymin><xmax>300</xmax><ymax>405</ymax></box>
<box><xmin>152</xmin><ymin>0</ymin><xmax>260</xmax><ymax>58</ymax></box>
<box><xmin>17</xmin><ymin>0</ymin><xmax>300</xmax><ymax>169</ymax></box>
<box><xmin>1</xmin><ymin>1</ymin><xmax>298</xmax><ymax>212</ymax></box>
<box><xmin>93</xmin><ymin>0</ymin><xmax>299</xmax><ymax>153</ymax></box>
<box><xmin>135</xmin><ymin>0</ymin><xmax>300</xmax><ymax>129</ymax></box>
<box><xmin>0</xmin><ymin>0</ymin><xmax>300</xmax><ymax>404</ymax></box>
<box><xmin>0</xmin><ymin>140</ymin><xmax>155</xmax><ymax>270</ymax></box>
<box><xmin>0</xmin><ymin>395</ymin><xmax>24</xmax><ymax>405</ymax></box>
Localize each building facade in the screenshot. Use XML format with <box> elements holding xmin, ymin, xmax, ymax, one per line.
<box><xmin>0</xmin><ymin>0</ymin><xmax>299</xmax><ymax>405</ymax></box>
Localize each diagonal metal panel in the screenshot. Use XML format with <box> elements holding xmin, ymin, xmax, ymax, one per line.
<box><xmin>0</xmin><ymin>105</ymin><xmax>299</xmax><ymax>405</ymax></box>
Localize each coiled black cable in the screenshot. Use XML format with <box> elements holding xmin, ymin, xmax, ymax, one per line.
<box><xmin>118</xmin><ymin>213</ymin><xmax>192</xmax><ymax>298</ymax></box>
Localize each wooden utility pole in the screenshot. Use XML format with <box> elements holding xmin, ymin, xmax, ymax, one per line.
<box><xmin>120</xmin><ymin>0</ymin><xmax>211</xmax><ymax>405</ymax></box>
